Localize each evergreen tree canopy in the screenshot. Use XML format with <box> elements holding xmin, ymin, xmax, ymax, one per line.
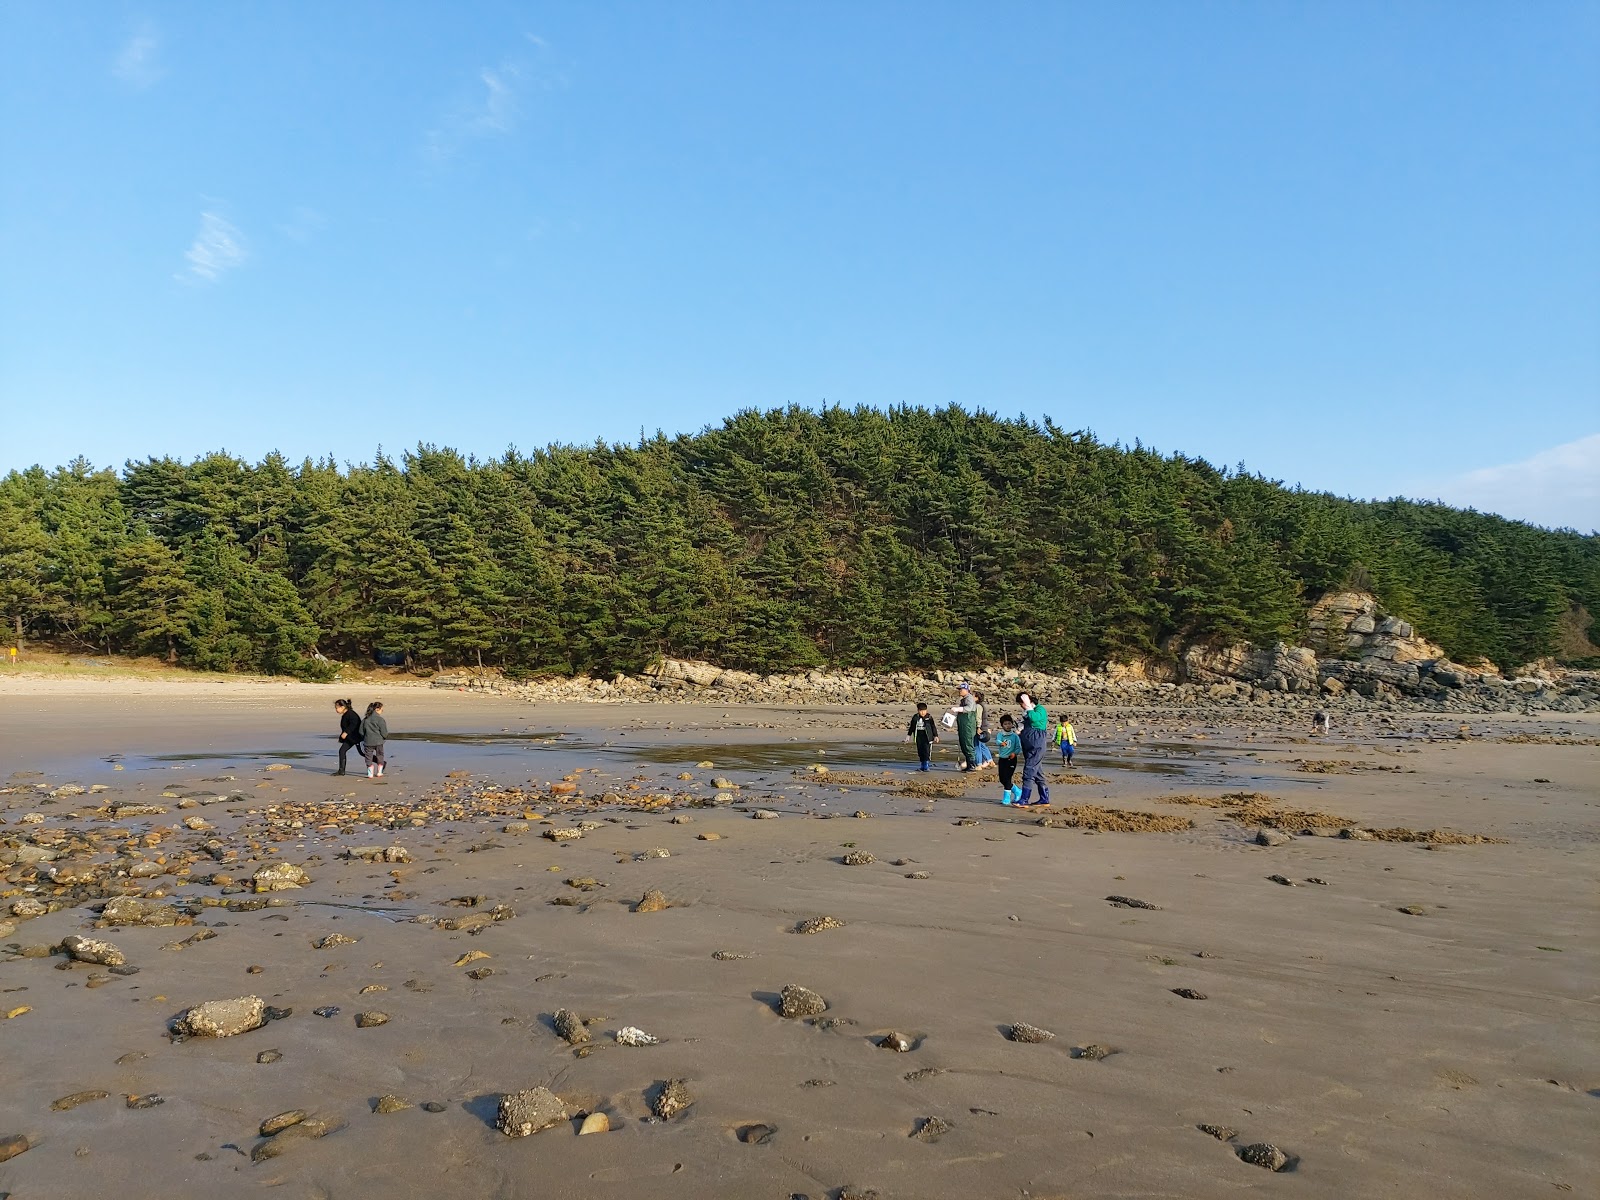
<box><xmin>1</xmin><ymin>406</ymin><xmax>1594</xmax><ymax>677</ymax></box>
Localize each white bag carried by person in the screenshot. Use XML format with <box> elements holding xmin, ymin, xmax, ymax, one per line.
<box><xmin>941</xmin><ymin>712</ymin><xmax>957</xmax><ymax>729</ymax></box>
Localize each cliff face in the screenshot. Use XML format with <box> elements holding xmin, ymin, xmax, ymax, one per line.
<box><xmin>1180</xmin><ymin>591</ymin><xmax>1492</xmax><ymax>699</ymax></box>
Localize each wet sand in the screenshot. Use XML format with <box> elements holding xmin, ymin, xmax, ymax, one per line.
<box><xmin>2</xmin><ymin>681</ymin><xmax>1596</xmax><ymax>1198</ymax></box>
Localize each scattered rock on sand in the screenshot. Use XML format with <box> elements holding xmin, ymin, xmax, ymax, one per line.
<box><xmin>174</xmin><ymin>996</ymin><xmax>266</xmax><ymax>1038</ymax></box>
<box><xmin>51</xmin><ymin>1090</ymin><xmax>110</xmax><ymax>1111</ymax></box>
<box><xmin>553</xmin><ymin>1008</ymin><xmax>589</xmax><ymax>1045</ymax></box>
<box><xmin>497</xmin><ymin>1087</ymin><xmax>569</xmax><ymax>1137</ymax></box>
<box><xmin>911</xmin><ymin>1116</ymin><xmax>952</xmax><ymax>1142</ymax></box>
<box><xmin>1255</xmin><ymin>829</ymin><xmax>1291</xmax><ymax>847</ymax></box>
<box><xmin>751</xmin><ymin>809</ymin><xmax>778</xmax><ymax>819</ymax></box>
<box><xmin>1197</xmin><ymin>1123</ymin><xmax>1237</xmax><ymax>1140</ymax></box>
<box><xmin>711</xmin><ymin>777</ymin><xmax>739</xmax><ymax>790</ymax></box>
<box><xmin>1074</xmin><ymin>1043</ymin><xmax>1114</xmax><ymax>1060</ymax></box>
<box><xmin>345</xmin><ymin>845</ymin><xmax>411</xmax><ymax>863</ymax></box>
<box><xmin>1267</xmin><ymin>874</ymin><xmax>1296</xmax><ymax>886</ymax></box>
<box><xmin>841</xmin><ymin>850</ymin><xmax>875</xmax><ymax>866</ymax></box>
<box><xmin>1105</xmin><ymin>895</ymin><xmax>1162</xmax><ymax>910</ymax></box>
<box><xmin>796</xmin><ymin>915</ymin><xmax>845</xmax><ymax>935</ymax></box>
<box><xmin>373</xmin><ymin>1095</ymin><xmax>411</xmax><ymax>1114</ymax></box>
<box><xmin>1237</xmin><ymin>1142</ymin><xmax>1291</xmax><ymax>1171</ymax></box>
<box><xmin>697</xmin><ymin>832</ymin><xmax>723</xmax><ymax>840</ymax></box>
<box><xmin>252</xmin><ymin>1114</ymin><xmax>346</xmax><ymax>1160</ymax></box>
<box><xmin>578</xmin><ymin>1112</ymin><xmax>610</xmax><ymax>1135</ymax></box>
<box><xmin>712</xmin><ymin>950</ymin><xmax>748</xmax><ymax>960</ymax></box>
<box><xmin>260</xmin><ymin>1110</ymin><xmax>307</xmax><ymax>1136</ymax></box>
<box><xmin>1398</xmin><ymin>905</ymin><xmax>1426</xmax><ymax>916</ymax></box>
<box><xmin>257</xmin><ymin>1050</ymin><xmax>282</xmax><ymax>1064</ymax></box>
<box><xmin>779</xmin><ymin>984</ymin><xmax>827</xmax><ymax>1019</ymax></box>
<box><xmin>62</xmin><ymin>934</ymin><xmax>126</xmax><ymax>967</ymax></box>
<box><xmin>314</xmin><ymin>933</ymin><xmax>358</xmax><ymax>949</ymax></box>
<box><xmin>544</xmin><ymin>828</ymin><xmax>583</xmax><ymax>842</ymax></box>
<box><xmin>354</xmin><ymin>1011</ymin><xmax>389</xmax><ymax>1028</ymax></box>
<box><xmin>1008</xmin><ymin>1022</ymin><xmax>1055</xmax><ymax>1043</ymax></box>
<box><xmin>877</xmin><ymin>1031</ymin><xmax>914</xmax><ymax>1052</ymax></box>
<box><xmin>0</xmin><ymin>1134</ymin><xmax>31</xmax><ymax>1163</ymax></box>
<box><xmin>252</xmin><ymin>863</ymin><xmax>310</xmax><ymax>892</ymax></box>
<box><xmin>616</xmin><ymin>1026</ymin><xmax>659</xmax><ymax>1046</ymax></box>
<box><xmin>1171</xmin><ymin>988</ymin><xmax>1208</xmax><ymax>1001</ymax></box>
<box><xmin>97</xmin><ymin>896</ymin><xmax>179</xmax><ymax>928</ymax></box>
<box><xmin>738</xmin><ymin>1122</ymin><xmax>776</xmax><ymax>1144</ymax></box>
<box><xmin>635</xmin><ymin>889</ymin><xmax>670</xmax><ymax>913</ymax></box>
<box><xmin>652</xmin><ymin>1078</ymin><xmax>693</xmax><ymax>1119</ymax></box>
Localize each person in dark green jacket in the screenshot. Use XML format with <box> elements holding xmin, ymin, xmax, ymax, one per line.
<box><xmin>946</xmin><ymin>684</ymin><xmax>979</xmax><ymax>770</ymax></box>
<box><xmin>1014</xmin><ymin>692</ymin><xmax>1050</xmax><ymax>806</ymax></box>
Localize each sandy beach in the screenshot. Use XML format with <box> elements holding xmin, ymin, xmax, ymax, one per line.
<box><xmin>1</xmin><ymin>679</ymin><xmax>1595</xmax><ymax>1199</ymax></box>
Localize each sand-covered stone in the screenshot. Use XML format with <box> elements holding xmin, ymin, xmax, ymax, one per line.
<box><xmin>0</xmin><ymin>1134</ymin><xmax>30</xmax><ymax>1163</ymax></box>
<box><xmin>553</xmin><ymin>1008</ymin><xmax>589</xmax><ymax>1045</ymax></box>
<box><xmin>796</xmin><ymin>915</ymin><xmax>845</xmax><ymax>934</ymax></box>
<box><xmin>635</xmin><ymin>889</ymin><xmax>669</xmax><ymax>912</ymax></box>
<box><xmin>841</xmin><ymin>850</ymin><xmax>875</xmax><ymax>865</ymax></box>
<box><xmin>779</xmin><ymin>983</ymin><xmax>826</xmax><ymax>1018</ymax></box>
<box><xmin>174</xmin><ymin>995</ymin><xmax>266</xmax><ymax>1037</ymax></box>
<box><xmin>1008</xmin><ymin>1022</ymin><xmax>1055</xmax><ymax>1043</ymax></box>
<box><xmin>1237</xmin><ymin>1142</ymin><xmax>1290</xmax><ymax>1171</ymax></box>
<box><xmin>260</xmin><ymin>1110</ymin><xmax>307</xmax><ymax>1136</ymax></box>
<box><xmin>497</xmin><ymin>1086</ymin><xmax>568</xmax><ymax>1137</ymax></box>
<box><xmin>63</xmin><ymin>934</ymin><xmax>126</xmax><ymax>966</ymax></box>
<box><xmin>652</xmin><ymin>1078</ymin><xmax>693</xmax><ymax>1119</ymax></box>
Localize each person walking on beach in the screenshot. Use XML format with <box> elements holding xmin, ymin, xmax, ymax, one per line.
<box><xmin>1014</xmin><ymin>691</ymin><xmax>1051</xmax><ymax>806</ymax></box>
<box><xmin>360</xmin><ymin>700</ymin><xmax>389</xmax><ymax>779</ymax></box>
<box><xmin>333</xmin><ymin>699</ymin><xmax>363</xmax><ymax>776</ymax></box>
<box><xmin>971</xmin><ymin>691</ymin><xmax>994</xmax><ymax>768</ymax></box>
<box><xmin>1054</xmin><ymin>715</ymin><xmax>1076</xmax><ymax>766</ymax></box>
<box><xmin>947</xmin><ymin>684</ymin><xmax>980</xmax><ymax>771</ymax></box>
<box><xmin>994</xmin><ymin>713</ymin><xmax>1022</xmax><ymax>804</ymax></box>
<box><xmin>905</xmin><ymin>702</ymin><xmax>939</xmax><ymax>771</ymax></box>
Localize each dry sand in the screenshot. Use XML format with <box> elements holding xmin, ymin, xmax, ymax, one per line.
<box><xmin>1</xmin><ymin>679</ymin><xmax>1596</xmax><ymax>1198</ymax></box>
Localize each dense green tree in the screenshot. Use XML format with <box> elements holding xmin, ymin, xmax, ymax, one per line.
<box><xmin>1</xmin><ymin>406</ymin><xmax>1594</xmax><ymax>676</ymax></box>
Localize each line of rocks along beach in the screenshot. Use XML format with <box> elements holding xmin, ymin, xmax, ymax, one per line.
<box><xmin>1</xmin><ymin>679</ymin><xmax>1596</xmax><ymax>1199</ymax></box>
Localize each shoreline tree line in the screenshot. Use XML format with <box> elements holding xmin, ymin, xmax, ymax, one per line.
<box><xmin>1</xmin><ymin>406</ymin><xmax>1595</xmax><ymax>680</ymax></box>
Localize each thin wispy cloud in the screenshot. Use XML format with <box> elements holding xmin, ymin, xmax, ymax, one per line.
<box><xmin>176</xmin><ymin>212</ymin><xmax>248</xmax><ymax>284</ymax></box>
<box><xmin>1414</xmin><ymin>433</ymin><xmax>1600</xmax><ymax>532</ymax></box>
<box><xmin>423</xmin><ymin>39</ymin><xmax>559</xmax><ymax>165</ymax></box>
<box><xmin>113</xmin><ymin>24</ymin><xmax>163</xmax><ymax>88</ymax></box>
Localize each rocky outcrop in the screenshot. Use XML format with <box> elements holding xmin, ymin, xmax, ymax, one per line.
<box><xmin>427</xmin><ymin>593</ymin><xmax>1600</xmax><ymax>716</ymax></box>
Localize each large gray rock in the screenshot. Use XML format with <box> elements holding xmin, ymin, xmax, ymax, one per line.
<box><xmin>174</xmin><ymin>995</ymin><xmax>266</xmax><ymax>1037</ymax></box>
<box><xmin>496</xmin><ymin>1087</ymin><xmax>568</xmax><ymax>1136</ymax></box>
<box><xmin>62</xmin><ymin>935</ymin><xmax>126</xmax><ymax>966</ymax></box>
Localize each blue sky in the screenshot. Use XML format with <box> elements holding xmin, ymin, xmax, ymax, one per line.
<box><xmin>2</xmin><ymin>2</ymin><xmax>1597</xmax><ymax>529</ymax></box>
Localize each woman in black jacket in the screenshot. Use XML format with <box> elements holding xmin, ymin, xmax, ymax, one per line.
<box><xmin>333</xmin><ymin>699</ymin><xmax>363</xmax><ymax>776</ymax></box>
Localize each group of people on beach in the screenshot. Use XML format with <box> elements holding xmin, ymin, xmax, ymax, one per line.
<box><xmin>333</xmin><ymin>699</ymin><xmax>389</xmax><ymax>778</ymax></box>
<box><xmin>905</xmin><ymin>682</ymin><xmax>1076</xmax><ymax>807</ymax></box>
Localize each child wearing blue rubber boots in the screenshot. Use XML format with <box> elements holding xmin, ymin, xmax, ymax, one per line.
<box><xmin>994</xmin><ymin>713</ymin><xmax>1021</xmax><ymax>804</ymax></box>
<box><xmin>1014</xmin><ymin>692</ymin><xmax>1051</xmax><ymax>806</ymax></box>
